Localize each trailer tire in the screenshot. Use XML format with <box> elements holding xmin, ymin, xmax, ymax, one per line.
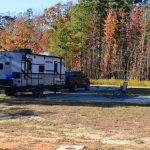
<box><xmin>5</xmin><ymin>89</ymin><xmax>16</xmax><ymax>96</ymax></box>
<box><xmin>54</xmin><ymin>89</ymin><xmax>57</xmax><ymax>95</ymax></box>
<box><xmin>53</xmin><ymin>85</ymin><xmax>57</xmax><ymax>94</ymax></box>
<box><xmin>32</xmin><ymin>88</ymin><xmax>43</xmax><ymax>96</ymax></box>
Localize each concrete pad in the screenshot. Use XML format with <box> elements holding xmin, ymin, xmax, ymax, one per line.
<box><xmin>56</xmin><ymin>145</ymin><xmax>84</xmax><ymax>150</ymax></box>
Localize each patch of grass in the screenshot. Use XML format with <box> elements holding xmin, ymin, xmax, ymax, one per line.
<box><xmin>91</xmin><ymin>79</ymin><xmax>150</xmax><ymax>87</ymax></box>
<box><xmin>0</xmin><ymin>119</ymin><xmax>24</xmax><ymax>128</ymax></box>
<box><xmin>128</xmin><ymin>80</ymin><xmax>150</xmax><ymax>87</ymax></box>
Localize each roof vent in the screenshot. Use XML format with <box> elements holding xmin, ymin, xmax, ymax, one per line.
<box><xmin>39</xmin><ymin>52</ymin><xmax>50</xmax><ymax>56</ymax></box>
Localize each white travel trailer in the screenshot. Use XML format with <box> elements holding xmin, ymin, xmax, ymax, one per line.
<box><xmin>0</xmin><ymin>49</ymin><xmax>65</xmax><ymax>96</ymax></box>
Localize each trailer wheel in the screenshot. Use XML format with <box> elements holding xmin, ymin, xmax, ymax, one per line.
<box><xmin>5</xmin><ymin>89</ymin><xmax>16</xmax><ymax>96</ymax></box>
<box><xmin>32</xmin><ymin>88</ymin><xmax>43</xmax><ymax>96</ymax></box>
<box><xmin>53</xmin><ymin>85</ymin><xmax>57</xmax><ymax>94</ymax></box>
<box><xmin>54</xmin><ymin>89</ymin><xmax>57</xmax><ymax>95</ymax></box>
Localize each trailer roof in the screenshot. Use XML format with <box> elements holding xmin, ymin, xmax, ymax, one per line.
<box><xmin>28</xmin><ymin>53</ymin><xmax>63</xmax><ymax>59</ymax></box>
<box><xmin>0</xmin><ymin>50</ymin><xmax>63</xmax><ymax>59</ymax></box>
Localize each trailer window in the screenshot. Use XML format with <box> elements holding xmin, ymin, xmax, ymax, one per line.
<box><xmin>0</xmin><ymin>63</ymin><xmax>3</xmax><ymax>70</ymax></box>
<box><xmin>39</xmin><ymin>65</ymin><xmax>45</xmax><ymax>72</ymax></box>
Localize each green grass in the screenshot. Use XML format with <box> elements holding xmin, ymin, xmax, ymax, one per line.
<box><xmin>90</xmin><ymin>79</ymin><xmax>150</xmax><ymax>87</ymax></box>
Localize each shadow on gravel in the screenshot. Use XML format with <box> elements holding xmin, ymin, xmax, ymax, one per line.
<box><xmin>97</xmin><ymin>87</ymin><xmax>150</xmax><ymax>96</ymax></box>
<box><xmin>127</xmin><ymin>88</ymin><xmax>150</xmax><ymax>96</ymax></box>
<box><xmin>0</xmin><ymin>96</ymin><xmax>150</xmax><ymax>108</ymax></box>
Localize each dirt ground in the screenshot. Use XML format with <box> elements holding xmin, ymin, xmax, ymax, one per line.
<box><xmin>0</xmin><ymin>97</ymin><xmax>150</xmax><ymax>150</ymax></box>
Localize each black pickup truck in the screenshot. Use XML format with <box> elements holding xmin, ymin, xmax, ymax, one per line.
<box><xmin>65</xmin><ymin>71</ymin><xmax>90</xmax><ymax>92</ymax></box>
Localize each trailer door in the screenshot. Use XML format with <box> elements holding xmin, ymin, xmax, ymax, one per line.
<box><xmin>54</xmin><ymin>62</ymin><xmax>59</xmax><ymax>84</ymax></box>
<box><xmin>26</xmin><ymin>58</ymin><xmax>32</xmax><ymax>86</ymax></box>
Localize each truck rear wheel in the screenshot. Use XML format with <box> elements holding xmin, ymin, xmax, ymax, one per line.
<box><xmin>85</xmin><ymin>84</ymin><xmax>90</xmax><ymax>91</ymax></box>
<box><xmin>70</xmin><ymin>84</ymin><xmax>77</xmax><ymax>92</ymax></box>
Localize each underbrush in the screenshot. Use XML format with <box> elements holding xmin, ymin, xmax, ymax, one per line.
<box><xmin>90</xmin><ymin>79</ymin><xmax>150</xmax><ymax>87</ymax></box>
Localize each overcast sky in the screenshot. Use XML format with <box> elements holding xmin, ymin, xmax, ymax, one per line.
<box><xmin>0</xmin><ymin>0</ymin><xmax>77</xmax><ymax>15</ymax></box>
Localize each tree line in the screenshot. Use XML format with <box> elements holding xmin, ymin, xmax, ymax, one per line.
<box><xmin>0</xmin><ymin>0</ymin><xmax>150</xmax><ymax>80</ymax></box>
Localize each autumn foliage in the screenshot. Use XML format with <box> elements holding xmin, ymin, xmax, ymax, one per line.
<box><xmin>0</xmin><ymin>1</ymin><xmax>150</xmax><ymax>80</ymax></box>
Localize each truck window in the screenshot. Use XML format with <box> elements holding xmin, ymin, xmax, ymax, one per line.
<box><xmin>0</xmin><ymin>63</ymin><xmax>3</xmax><ymax>69</ymax></box>
<box><xmin>39</xmin><ymin>65</ymin><xmax>45</xmax><ymax>72</ymax></box>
